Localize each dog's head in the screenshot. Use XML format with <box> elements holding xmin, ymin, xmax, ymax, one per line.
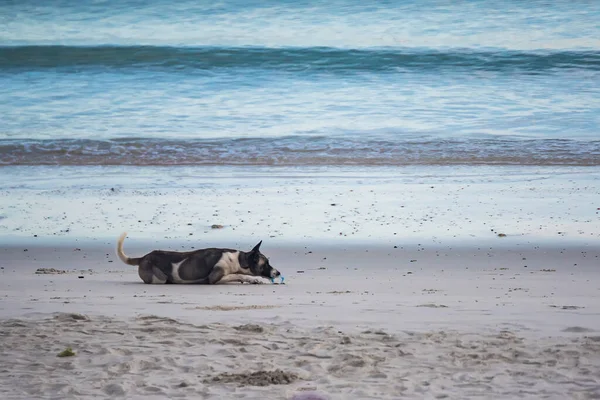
<box><xmin>247</xmin><ymin>241</ymin><xmax>280</xmax><ymax>279</ymax></box>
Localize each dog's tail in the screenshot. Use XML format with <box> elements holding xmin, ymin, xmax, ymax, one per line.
<box><xmin>116</xmin><ymin>232</ymin><xmax>141</xmax><ymax>266</ymax></box>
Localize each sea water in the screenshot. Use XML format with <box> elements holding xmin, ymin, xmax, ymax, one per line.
<box><xmin>1</xmin><ymin>0</ymin><xmax>599</xmax><ymax>167</ymax></box>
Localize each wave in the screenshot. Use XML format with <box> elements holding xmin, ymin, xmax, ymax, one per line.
<box><xmin>1</xmin><ymin>137</ymin><xmax>599</xmax><ymax>166</ymax></box>
<box><xmin>1</xmin><ymin>46</ymin><xmax>599</xmax><ymax>73</ymax></box>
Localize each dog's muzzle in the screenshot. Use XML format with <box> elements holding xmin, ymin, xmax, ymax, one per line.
<box><xmin>270</xmin><ymin>269</ymin><xmax>281</xmax><ymax>278</ymax></box>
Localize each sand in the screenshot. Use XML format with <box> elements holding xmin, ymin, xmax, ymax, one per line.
<box><xmin>1</xmin><ymin>165</ymin><xmax>599</xmax><ymax>399</ymax></box>
<box><xmin>2</xmin><ymin>311</ymin><xmax>599</xmax><ymax>399</ymax></box>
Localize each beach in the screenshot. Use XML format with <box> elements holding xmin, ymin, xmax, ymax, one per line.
<box><xmin>1</xmin><ymin>166</ymin><xmax>599</xmax><ymax>399</ymax></box>
<box><xmin>2</xmin><ymin>0</ymin><xmax>600</xmax><ymax>397</ymax></box>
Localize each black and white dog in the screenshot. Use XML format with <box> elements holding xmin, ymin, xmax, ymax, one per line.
<box><xmin>116</xmin><ymin>232</ymin><xmax>280</xmax><ymax>284</ymax></box>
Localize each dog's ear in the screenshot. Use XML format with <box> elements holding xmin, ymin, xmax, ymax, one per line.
<box><xmin>251</xmin><ymin>240</ymin><xmax>262</xmax><ymax>253</ymax></box>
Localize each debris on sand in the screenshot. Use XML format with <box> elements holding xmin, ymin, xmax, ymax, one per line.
<box><xmin>550</xmin><ymin>305</ymin><xmax>584</xmax><ymax>310</ymax></box>
<box><xmin>35</xmin><ymin>268</ymin><xmax>68</xmax><ymax>275</ymax></box>
<box><xmin>211</xmin><ymin>224</ymin><xmax>224</xmax><ymax>229</ymax></box>
<box><xmin>206</xmin><ymin>369</ymin><xmax>298</xmax><ymax>386</ymax></box>
<box><xmin>57</xmin><ymin>347</ymin><xmax>75</xmax><ymax>357</ymax></box>
<box><xmin>54</xmin><ymin>313</ymin><xmax>89</xmax><ymax>322</ymax></box>
<box><xmin>416</xmin><ymin>303</ymin><xmax>449</xmax><ymax>308</ymax></box>
<box><xmin>234</xmin><ymin>324</ymin><xmax>264</xmax><ymax>333</ymax></box>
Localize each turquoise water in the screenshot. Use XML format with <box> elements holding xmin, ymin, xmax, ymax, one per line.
<box><xmin>1</xmin><ymin>0</ymin><xmax>599</xmax><ymax>166</ymax></box>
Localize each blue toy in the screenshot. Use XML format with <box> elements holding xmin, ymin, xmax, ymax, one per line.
<box><xmin>270</xmin><ymin>276</ymin><xmax>285</xmax><ymax>284</ymax></box>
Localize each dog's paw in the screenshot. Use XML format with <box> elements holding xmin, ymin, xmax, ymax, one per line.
<box><xmin>248</xmin><ymin>277</ymin><xmax>266</xmax><ymax>285</ymax></box>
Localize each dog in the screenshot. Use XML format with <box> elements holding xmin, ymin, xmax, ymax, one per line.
<box><xmin>116</xmin><ymin>232</ymin><xmax>280</xmax><ymax>284</ymax></box>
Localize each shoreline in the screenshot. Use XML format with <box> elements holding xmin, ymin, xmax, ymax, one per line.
<box><xmin>1</xmin><ymin>165</ymin><xmax>599</xmax><ymax>244</ymax></box>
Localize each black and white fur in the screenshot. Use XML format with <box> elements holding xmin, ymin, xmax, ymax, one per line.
<box><xmin>116</xmin><ymin>232</ymin><xmax>280</xmax><ymax>284</ymax></box>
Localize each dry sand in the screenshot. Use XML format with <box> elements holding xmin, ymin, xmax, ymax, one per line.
<box><xmin>2</xmin><ymin>312</ymin><xmax>599</xmax><ymax>399</ymax></box>
<box><xmin>1</xmin><ymin>240</ymin><xmax>599</xmax><ymax>399</ymax></box>
<box><xmin>0</xmin><ymin>165</ymin><xmax>599</xmax><ymax>399</ymax></box>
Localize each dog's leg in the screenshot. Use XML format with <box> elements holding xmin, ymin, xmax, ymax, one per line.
<box><xmin>213</xmin><ymin>274</ymin><xmax>239</xmax><ymax>284</ymax></box>
<box><xmin>240</xmin><ymin>275</ymin><xmax>268</xmax><ymax>284</ymax></box>
<box><xmin>208</xmin><ymin>267</ymin><xmax>226</xmax><ymax>284</ymax></box>
<box><xmin>218</xmin><ymin>274</ymin><xmax>267</xmax><ymax>285</ymax></box>
<box><xmin>138</xmin><ymin>258</ymin><xmax>168</xmax><ymax>284</ymax></box>
<box><xmin>151</xmin><ymin>266</ymin><xmax>168</xmax><ymax>284</ymax></box>
<box><xmin>138</xmin><ymin>261</ymin><xmax>155</xmax><ymax>284</ymax></box>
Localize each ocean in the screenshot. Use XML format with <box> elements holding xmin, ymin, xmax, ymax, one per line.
<box><xmin>1</xmin><ymin>0</ymin><xmax>599</xmax><ymax>167</ymax></box>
